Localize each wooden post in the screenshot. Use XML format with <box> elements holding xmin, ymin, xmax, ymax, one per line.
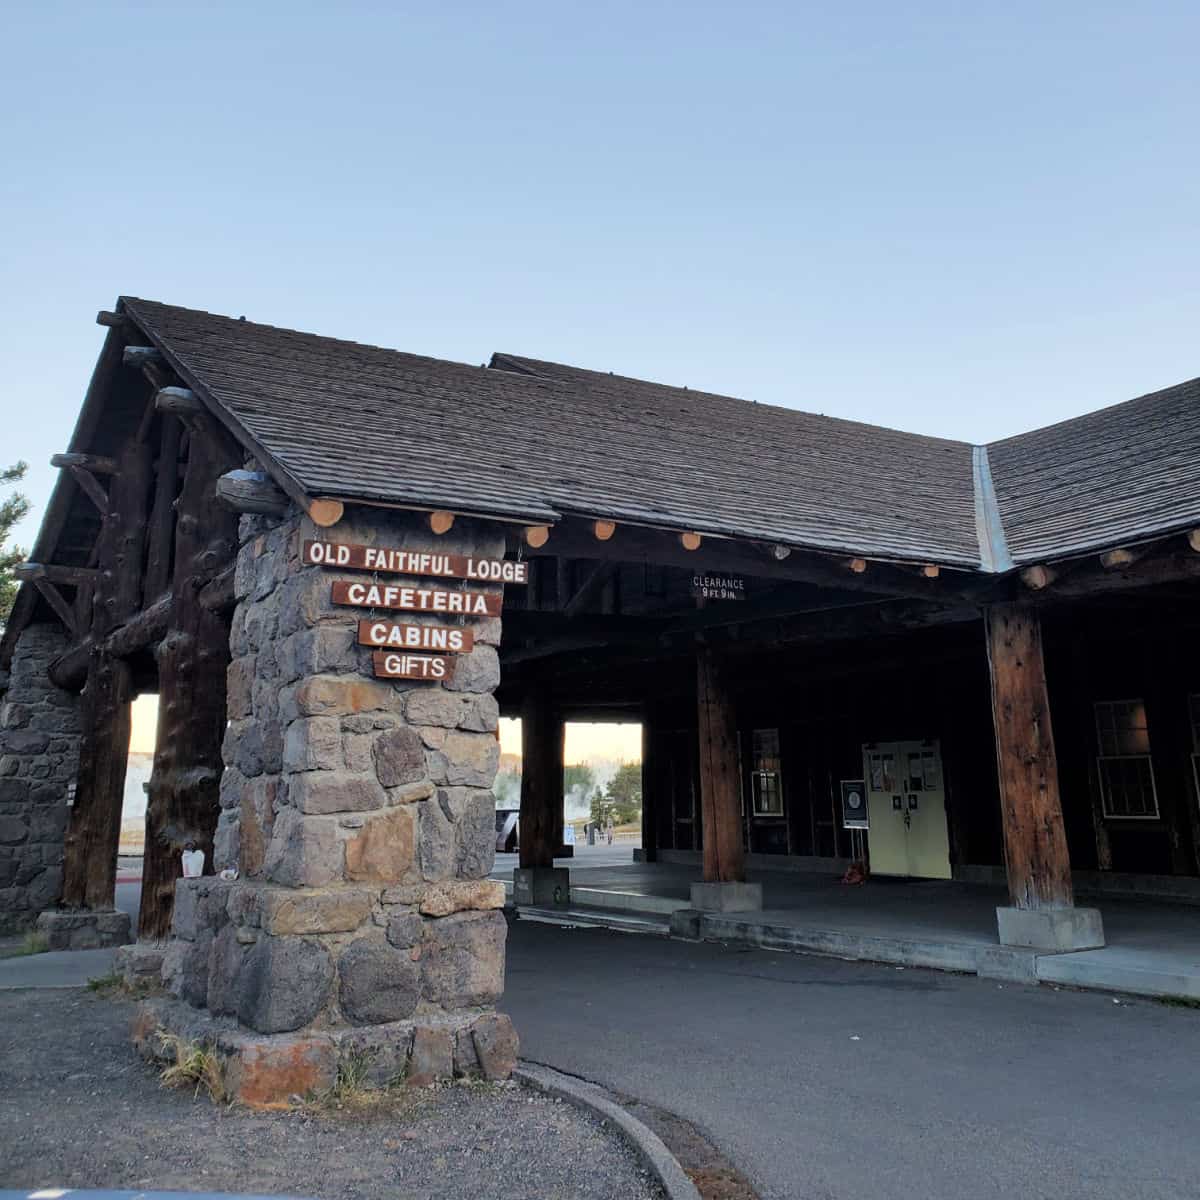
<box><xmin>984</xmin><ymin>603</ymin><xmax>1074</xmax><ymax>909</ymax></box>
<box><xmin>696</xmin><ymin>647</ymin><xmax>745</xmax><ymax>883</ymax></box>
<box><xmin>61</xmin><ymin>439</ymin><xmax>153</xmax><ymax>909</ymax></box>
<box><xmin>138</xmin><ymin>415</ymin><xmax>240</xmax><ymax>939</ymax></box>
<box><xmin>143</xmin><ymin>416</ymin><xmax>182</xmax><ymax>602</ymax></box>
<box><xmin>518</xmin><ymin>692</ymin><xmax>563</xmax><ymax>870</ymax></box>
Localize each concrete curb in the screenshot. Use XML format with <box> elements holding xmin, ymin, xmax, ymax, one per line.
<box><xmin>515</xmin><ymin>1061</ymin><xmax>702</xmax><ymax>1200</ymax></box>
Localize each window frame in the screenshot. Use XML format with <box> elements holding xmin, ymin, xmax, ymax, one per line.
<box><xmin>749</xmin><ymin>728</ymin><xmax>784</xmax><ymax>818</ymax></box>
<box><xmin>1093</xmin><ymin>699</ymin><xmax>1160</xmax><ymax>821</ymax></box>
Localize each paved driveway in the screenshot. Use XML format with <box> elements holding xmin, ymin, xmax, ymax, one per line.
<box><xmin>503</xmin><ymin>920</ymin><xmax>1200</xmax><ymax>1200</ymax></box>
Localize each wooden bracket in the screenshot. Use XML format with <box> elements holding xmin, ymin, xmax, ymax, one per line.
<box><xmin>69</xmin><ymin>465</ymin><xmax>109</xmax><ymax>514</ymax></box>
<box><xmin>564</xmin><ymin>561</ymin><xmax>618</xmax><ymax>618</ymax></box>
<box><xmin>13</xmin><ymin>562</ymin><xmax>98</xmax><ymax>586</ymax></box>
<box><xmin>96</xmin><ymin>310</ymin><xmax>127</xmax><ymax>329</ymax></box>
<box><xmin>51</xmin><ymin>452</ymin><xmax>119</xmax><ymax>475</ymax></box>
<box><xmin>155</xmin><ymin>387</ymin><xmax>205</xmax><ymax>427</ymax></box>
<box><xmin>32</xmin><ymin>578</ymin><xmax>77</xmax><ymax>637</ymax></box>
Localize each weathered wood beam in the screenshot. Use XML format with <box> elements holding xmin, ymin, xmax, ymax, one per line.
<box><xmin>48</xmin><ymin>594</ymin><xmax>173</xmax><ymax>690</ymax></box>
<box><xmin>32</xmin><ymin>579</ymin><xmax>77</xmax><ymax>637</ymax></box>
<box><xmin>96</xmin><ymin>310</ymin><xmax>126</xmax><ymax>329</ymax></box>
<box><xmin>139</xmin><ymin>404</ymin><xmax>241</xmax><ymax>939</ymax></box>
<box><xmin>594</xmin><ymin>519</ymin><xmax>616</xmax><ymax>542</ymax></box>
<box><xmin>1030</xmin><ymin>550</ymin><xmax>1200</xmax><ymax>601</ymax></box>
<box><xmin>123</xmin><ymin>345</ymin><xmax>162</xmax><ymax>370</ymax></box>
<box><xmin>518</xmin><ymin>692</ymin><xmax>563</xmax><ymax>870</ymax></box>
<box><xmin>62</xmin><ymin>437</ymin><xmax>153</xmax><ymax>911</ymax></box>
<box><xmin>1019</xmin><ymin>564</ymin><xmax>1056</xmax><ymax>591</ymax></box>
<box><xmin>215</xmin><ymin>469</ymin><xmax>290</xmax><ymax>516</ymax></box>
<box><xmin>525</xmin><ymin>525</ymin><xmax>551</xmax><ymax>549</ymax></box>
<box><xmin>680</xmin><ymin>531</ymin><xmax>703</xmax><ymax>551</ymax></box>
<box><xmin>155</xmin><ymin>386</ymin><xmax>205</xmax><ymax>425</ymax></box>
<box><xmin>564</xmin><ymin>561</ymin><xmax>618</xmax><ymax>618</ymax></box>
<box><xmin>69</xmin><ymin>465</ymin><xmax>109</xmax><ymax>514</ymax></box>
<box><xmin>307</xmin><ymin>497</ymin><xmax>345</xmax><ymax>528</ymax></box>
<box><xmin>1189</xmin><ymin>529</ymin><xmax>1200</xmax><ymax>553</ymax></box>
<box><xmin>12</xmin><ymin>562</ymin><xmax>98</xmax><ymax>586</ymax></box>
<box><xmin>984</xmin><ymin>602</ymin><xmax>1074</xmax><ymax>911</ymax></box>
<box><xmin>1099</xmin><ymin>546</ymin><xmax>1144</xmax><ymax>570</ymax></box>
<box><xmin>198</xmin><ymin>563</ymin><xmax>236</xmax><ymax>613</ymax></box>
<box><xmin>144</xmin><ymin>418</ymin><xmax>183</xmax><ymax>601</ymax></box>
<box><xmin>696</xmin><ymin>647</ymin><xmax>744</xmax><ymax>884</ymax></box>
<box><xmin>429</xmin><ymin>510</ymin><xmax>455</xmax><ymax>535</ymax></box>
<box><xmin>51</xmin><ymin>452</ymin><xmax>119</xmax><ymax>475</ymax></box>
<box><xmin>847</xmin><ymin>557</ymin><xmax>868</xmax><ymax>574</ymax></box>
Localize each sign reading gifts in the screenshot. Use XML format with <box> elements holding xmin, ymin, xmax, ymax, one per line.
<box><xmin>305</xmin><ymin>538</ymin><xmax>521</xmax><ymax>681</ymax></box>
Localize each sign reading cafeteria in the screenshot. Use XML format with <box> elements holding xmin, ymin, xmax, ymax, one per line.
<box><xmin>372</xmin><ymin>651</ymin><xmax>454</xmax><ymax>681</ymax></box>
<box><xmin>330</xmin><ymin>580</ymin><xmax>502</xmax><ymax>617</ymax></box>
<box><xmin>358</xmin><ymin>619</ymin><xmax>474</xmax><ymax>653</ymax></box>
<box><xmin>304</xmin><ymin>540</ymin><xmax>528</xmax><ymax>584</ymax></box>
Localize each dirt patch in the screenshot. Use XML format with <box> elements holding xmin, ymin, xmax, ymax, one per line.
<box><xmin>0</xmin><ymin>988</ymin><xmax>663</xmax><ymax>1200</ymax></box>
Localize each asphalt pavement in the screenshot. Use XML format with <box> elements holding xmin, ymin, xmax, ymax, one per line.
<box><xmin>503</xmin><ymin>919</ymin><xmax>1200</xmax><ymax>1200</ymax></box>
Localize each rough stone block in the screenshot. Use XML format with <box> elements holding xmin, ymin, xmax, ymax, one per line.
<box><xmin>420</xmin><ymin>910</ymin><xmax>506</xmax><ymax>1007</ymax></box>
<box><xmin>161</xmin><ymin>929</ymin><xmax>213</xmax><ymax>1006</ymax></box>
<box><xmin>338</xmin><ymin>936</ymin><xmax>420</xmax><ymax>1024</ymax></box>
<box><xmin>344</xmin><ymin>806</ymin><xmax>415</xmax><ymax>884</ymax></box>
<box><xmin>290</xmin><ymin>771</ymin><xmax>385</xmax><ymax>815</ymax></box>
<box><xmin>387</xmin><ymin>779</ymin><xmax>435</xmax><ymax>805</ymax></box>
<box><xmin>282</xmin><ymin>716</ymin><xmax>344</xmax><ymax>772</ymax></box>
<box><xmin>238</xmin><ymin>934</ymin><xmax>334</xmax><ymax>1033</ymax></box>
<box><xmin>226</xmin><ymin>1036</ymin><xmax>338</xmax><ymax>1108</ymax></box>
<box><xmin>262</xmin><ymin>886</ymin><xmax>373</xmax><ymax>935</ymax></box>
<box><xmin>996</xmin><ymin>905</ymin><xmax>1105</xmax><ymax>952</ymax></box>
<box><xmin>385</xmin><ymin>910</ymin><xmax>423</xmax><ymax>948</ymax></box>
<box><xmin>690</xmin><ymin>882</ymin><xmax>763</xmax><ymax>913</ymax></box>
<box><xmin>373</xmin><ymin>726</ymin><xmax>426</xmax><ymax>788</ymax></box>
<box><xmin>419</xmin><ymin>879</ymin><xmax>505</xmax><ymax>917</ymax></box>
<box><xmin>0</xmin><ymin>815</ymin><xmax>26</xmax><ymax>845</ymax></box>
<box><xmin>263</xmin><ymin>808</ymin><xmax>344</xmax><ymax>888</ymax></box>
<box><xmin>442</xmin><ymin>645</ymin><xmax>500</xmax><ymax>694</ymax></box>
<box><xmin>408</xmin><ymin>1025</ymin><xmax>453</xmax><ymax>1086</ymax></box>
<box><xmin>427</xmin><ymin>730</ymin><xmax>500</xmax><ymax>788</ymax></box>
<box><xmin>207</xmin><ymin>924</ymin><xmax>249</xmax><ymax>1016</ymax></box>
<box><xmin>283</xmin><ymin>675</ymin><xmax>400</xmax><ymax>720</ymax></box>
<box><xmin>226</xmin><ymin>656</ymin><xmax>255</xmax><ymax>720</ymax></box>
<box><xmin>115</xmin><ymin>942</ymin><xmax>165</xmax><ymax>985</ymax></box>
<box><xmin>334</xmin><ymin>1023</ymin><xmax>413</xmax><ymax>1086</ymax></box>
<box><xmin>172</xmin><ymin>877</ymin><xmax>231</xmax><ymax>941</ymax></box>
<box><xmin>471</xmin><ymin>1012</ymin><xmax>519</xmax><ymax>1080</ymax></box>
<box><xmin>456</xmin><ymin>791</ymin><xmax>497</xmax><ymax>879</ymax></box>
<box><xmin>453</xmin><ymin>1027</ymin><xmax>482</xmax><ymax>1077</ymax></box>
<box><xmin>37</xmin><ymin>907</ymin><xmax>132</xmax><ymax>950</ymax></box>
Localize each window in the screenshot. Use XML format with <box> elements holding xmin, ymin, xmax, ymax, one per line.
<box><xmin>750</xmin><ymin>729</ymin><xmax>783</xmax><ymax>816</ymax></box>
<box><xmin>1094</xmin><ymin>700</ymin><xmax>1159</xmax><ymax>819</ymax></box>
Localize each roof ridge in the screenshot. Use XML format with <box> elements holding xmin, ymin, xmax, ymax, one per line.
<box><xmin>971</xmin><ymin>445</ymin><xmax>1013</xmax><ymax>573</ymax></box>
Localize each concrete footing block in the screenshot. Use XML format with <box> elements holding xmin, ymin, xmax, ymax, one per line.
<box><xmin>975</xmin><ymin>946</ymin><xmax>1039</xmax><ymax>984</ymax></box>
<box><xmin>513</xmin><ymin>867</ymin><xmax>570</xmax><ymax>908</ymax></box>
<box><xmin>690</xmin><ymin>881</ymin><xmax>763</xmax><ymax>913</ymax></box>
<box><xmin>36</xmin><ymin>908</ymin><xmax>132</xmax><ymax>951</ymax></box>
<box><xmin>668</xmin><ymin>909</ymin><xmax>702</xmax><ymax>940</ymax></box>
<box><xmin>996</xmin><ymin>905</ymin><xmax>1105</xmax><ymax>952</ymax></box>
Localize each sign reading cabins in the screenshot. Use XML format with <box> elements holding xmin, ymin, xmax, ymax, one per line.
<box><xmin>303</xmin><ymin>539</ymin><xmax>523</xmax><ymax>681</ymax></box>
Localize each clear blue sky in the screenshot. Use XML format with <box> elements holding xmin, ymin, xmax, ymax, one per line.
<box><xmin>3</xmin><ymin>2</ymin><xmax>1197</xmax><ymax>548</ymax></box>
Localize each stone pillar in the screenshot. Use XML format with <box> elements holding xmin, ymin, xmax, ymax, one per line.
<box><xmin>0</xmin><ymin>624</ymin><xmax>82</xmax><ymax>937</ymax></box>
<box><xmin>513</xmin><ymin>691</ymin><xmax>568</xmax><ymax>907</ymax></box>
<box><xmin>140</xmin><ymin>505</ymin><xmax>518</xmax><ymax>1105</ymax></box>
<box><xmin>691</xmin><ymin>647</ymin><xmax>760</xmax><ymax>912</ymax></box>
<box><xmin>985</xmin><ymin>603</ymin><xmax>1103</xmax><ymax>951</ymax></box>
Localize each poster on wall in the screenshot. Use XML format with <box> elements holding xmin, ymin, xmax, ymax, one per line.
<box><xmin>840</xmin><ymin>778</ymin><xmax>870</xmax><ymax>830</ymax></box>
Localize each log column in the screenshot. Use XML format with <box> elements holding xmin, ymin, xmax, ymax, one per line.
<box><xmin>59</xmin><ymin>438</ymin><xmax>153</xmax><ymax>934</ymax></box>
<box><xmin>984</xmin><ymin>603</ymin><xmax>1104</xmax><ymax>950</ymax></box>
<box><xmin>513</xmin><ymin>691</ymin><xmax>568</xmax><ymax>907</ymax></box>
<box><xmin>137</xmin><ymin>404</ymin><xmax>239</xmax><ymax>940</ymax></box>
<box><xmin>691</xmin><ymin>647</ymin><xmax>760</xmax><ymax>911</ymax></box>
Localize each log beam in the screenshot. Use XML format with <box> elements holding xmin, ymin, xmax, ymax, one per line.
<box><xmin>12</xmin><ymin>562</ymin><xmax>98</xmax><ymax>586</ymax></box>
<box><xmin>51</xmin><ymin>452</ymin><xmax>119</xmax><ymax>475</ymax></box>
<box><xmin>696</xmin><ymin>646</ymin><xmax>744</xmax><ymax>883</ymax></box>
<box><xmin>139</xmin><ymin>409</ymin><xmax>240</xmax><ymax>939</ymax></box>
<box><xmin>144</xmin><ymin>417</ymin><xmax>182</xmax><ymax>601</ymax></box>
<box><xmin>70</xmin><ymin>466</ymin><xmax>109</xmax><ymax>514</ymax></box>
<box><xmin>215</xmin><ymin>469</ymin><xmax>290</xmax><ymax>516</ymax></box>
<box><xmin>31</xmin><ymin>579</ymin><xmax>77</xmax><ymax>637</ymax></box>
<box><xmin>984</xmin><ymin>603</ymin><xmax>1073</xmax><ymax>910</ymax></box>
<box><xmin>518</xmin><ymin>691</ymin><xmax>563</xmax><ymax>870</ymax></box>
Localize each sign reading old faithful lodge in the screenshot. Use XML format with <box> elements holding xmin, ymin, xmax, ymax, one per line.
<box><xmin>304</xmin><ymin>539</ymin><xmax>522</xmax><ymax>680</ymax></box>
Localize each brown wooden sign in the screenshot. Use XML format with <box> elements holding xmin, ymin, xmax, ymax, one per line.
<box><xmin>691</xmin><ymin>573</ymin><xmax>746</xmax><ymax>601</ymax></box>
<box><xmin>304</xmin><ymin>540</ymin><xmax>527</xmax><ymax>584</ymax></box>
<box><xmin>331</xmin><ymin>580</ymin><xmax>502</xmax><ymax>617</ymax></box>
<box><xmin>357</xmin><ymin>619</ymin><xmax>474</xmax><ymax>654</ymax></box>
<box><xmin>372</xmin><ymin>651</ymin><xmax>455</xmax><ymax>681</ymax></box>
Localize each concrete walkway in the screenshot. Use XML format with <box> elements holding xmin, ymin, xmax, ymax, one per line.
<box><xmin>493</xmin><ymin>857</ymin><xmax>1200</xmax><ymax>999</ymax></box>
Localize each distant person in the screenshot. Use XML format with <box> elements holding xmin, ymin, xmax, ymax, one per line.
<box><xmin>605</xmin><ymin>815</ymin><xmax>614</xmax><ymax>845</ymax></box>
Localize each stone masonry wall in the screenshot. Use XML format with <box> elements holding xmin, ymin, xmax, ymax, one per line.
<box><xmin>156</xmin><ymin>504</ymin><xmax>517</xmax><ymax>1090</ymax></box>
<box><xmin>0</xmin><ymin>623</ymin><xmax>82</xmax><ymax>934</ymax></box>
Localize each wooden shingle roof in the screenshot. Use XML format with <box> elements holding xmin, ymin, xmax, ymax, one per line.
<box><xmin>121</xmin><ymin>297</ymin><xmax>1199</xmax><ymax>573</ymax></box>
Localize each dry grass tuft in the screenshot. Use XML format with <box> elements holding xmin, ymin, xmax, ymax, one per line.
<box><xmin>156</xmin><ymin>1029</ymin><xmax>226</xmax><ymax>1103</ymax></box>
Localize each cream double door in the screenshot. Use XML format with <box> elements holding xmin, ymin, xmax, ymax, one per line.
<box><xmin>862</xmin><ymin>740</ymin><xmax>951</xmax><ymax>880</ymax></box>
